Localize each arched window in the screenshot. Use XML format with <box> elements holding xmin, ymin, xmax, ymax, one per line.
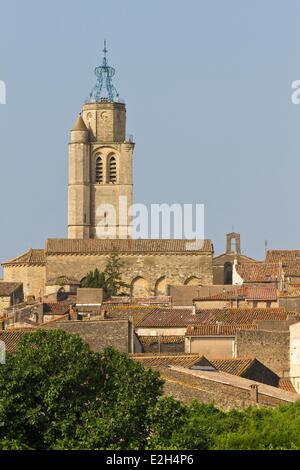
<box><xmin>109</xmin><ymin>155</ymin><xmax>117</xmax><ymax>183</ymax></box>
<box><xmin>95</xmin><ymin>156</ymin><xmax>103</xmax><ymax>183</ymax></box>
<box><xmin>224</xmin><ymin>262</ymin><xmax>233</xmax><ymax>285</ymax></box>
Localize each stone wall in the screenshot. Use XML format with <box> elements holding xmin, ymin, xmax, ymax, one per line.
<box><xmin>54</xmin><ymin>319</ymin><xmax>132</xmax><ymax>353</ymax></box>
<box><xmin>280</xmin><ymin>297</ymin><xmax>300</xmax><ymax>313</ymax></box>
<box><xmin>160</xmin><ymin>368</ymin><xmax>294</xmax><ymax>410</ymax></box>
<box><xmin>236</xmin><ymin>330</ymin><xmax>290</xmax><ymax>376</ymax></box>
<box><xmin>141</xmin><ymin>341</ymin><xmax>184</xmax><ymax>354</ymax></box>
<box><xmin>3</xmin><ymin>265</ymin><xmax>45</xmax><ymax>300</ymax></box>
<box><xmin>46</xmin><ymin>252</ymin><xmax>213</xmax><ymax>296</ymax></box>
<box><xmin>0</xmin><ymin>297</ymin><xmax>11</xmax><ymax>316</ymax></box>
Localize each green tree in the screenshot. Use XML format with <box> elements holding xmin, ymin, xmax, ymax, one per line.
<box><xmin>0</xmin><ymin>330</ymin><xmax>163</xmax><ymax>450</ymax></box>
<box><xmin>103</xmin><ymin>250</ymin><xmax>128</xmax><ymax>297</ymax></box>
<box><xmin>82</xmin><ymin>268</ymin><xmax>106</xmax><ymax>289</ymax></box>
<box><xmin>82</xmin><ymin>251</ymin><xmax>128</xmax><ymax>297</ymax></box>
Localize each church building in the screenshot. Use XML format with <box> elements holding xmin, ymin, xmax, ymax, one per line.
<box><xmin>2</xmin><ymin>45</ymin><xmax>213</xmax><ymax>300</ymax></box>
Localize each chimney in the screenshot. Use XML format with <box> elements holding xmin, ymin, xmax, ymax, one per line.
<box><xmin>192</xmin><ymin>305</ymin><xmax>196</xmax><ymax>315</ymax></box>
<box><xmin>250</xmin><ymin>384</ymin><xmax>259</xmax><ymax>403</ymax></box>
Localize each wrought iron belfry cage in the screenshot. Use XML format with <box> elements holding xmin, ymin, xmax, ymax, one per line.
<box><xmin>88</xmin><ymin>41</ymin><xmax>120</xmax><ymax>103</ymax></box>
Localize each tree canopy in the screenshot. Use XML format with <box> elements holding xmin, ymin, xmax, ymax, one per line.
<box><xmin>1</xmin><ymin>329</ymin><xmax>300</xmax><ymax>450</ymax></box>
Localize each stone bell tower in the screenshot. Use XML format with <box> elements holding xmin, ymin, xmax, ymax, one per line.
<box><xmin>68</xmin><ymin>42</ymin><xmax>135</xmax><ymax>239</ymax></box>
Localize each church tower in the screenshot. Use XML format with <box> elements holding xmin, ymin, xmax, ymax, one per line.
<box><xmin>68</xmin><ymin>43</ymin><xmax>135</xmax><ymax>239</ymax></box>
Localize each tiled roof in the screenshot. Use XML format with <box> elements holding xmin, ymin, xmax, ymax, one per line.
<box><xmin>46</xmin><ymin>276</ymin><xmax>81</xmax><ymax>286</ymax></box>
<box><xmin>194</xmin><ymin>285</ymin><xmax>278</xmax><ymax>302</ymax></box>
<box><xmin>201</xmin><ymin>308</ymin><xmax>288</xmax><ymax>325</ymax></box>
<box><xmin>266</xmin><ymin>250</ymin><xmax>300</xmax><ymax>263</ymax></box>
<box><xmin>137</xmin><ymin>307</ymin><xmax>288</xmax><ymax>328</ymax></box>
<box><xmin>102</xmin><ymin>305</ymin><xmax>159</xmax><ymax>326</ymax></box>
<box><xmin>137</xmin><ymin>308</ymin><xmax>210</xmax><ymax>328</ymax></box>
<box><xmin>185</xmin><ymin>324</ymin><xmax>257</xmax><ymax>336</ymax></box>
<box><xmin>0</xmin><ymin>282</ymin><xmax>22</xmax><ymax>297</ymax></box>
<box><xmin>2</xmin><ymin>249</ymin><xmax>45</xmax><ymax>266</ymax></box>
<box><xmin>138</xmin><ymin>336</ymin><xmax>185</xmax><ymax>346</ymax></box>
<box><xmin>132</xmin><ymin>354</ymin><xmax>268</xmax><ymax>379</ymax></box>
<box><xmin>133</xmin><ymin>353</ymin><xmax>205</xmax><ymax>369</ymax></box>
<box><xmin>278</xmin><ymin>378</ymin><xmax>297</xmax><ymax>393</ymax></box>
<box><xmin>282</xmin><ymin>263</ymin><xmax>300</xmax><ymax>277</ymax></box>
<box><xmin>46</xmin><ymin>239</ymin><xmax>213</xmax><ymax>254</ymax></box>
<box><xmin>210</xmin><ymin>358</ymin><xmax>256</xmax><ymax>376</ymax></box>
<box><xmin>0</xmin><ymin>330</ymin><xmax>28</xmax><ymax>353</ymax></box>
<box><xmin>236</xmin><ymin>262</ymin><xmax>282</xmax><ymax>283</ymax></box>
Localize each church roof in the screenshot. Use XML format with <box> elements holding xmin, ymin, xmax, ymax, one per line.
<box><xmin>46</xmin><ymin>239</ymin><xmax>213</xmax><ymax>254</ymax></box>
<box><xmin>2</xmin><ymin>249</ymin><xmax>46</xmax><ymax>266</ymax></box>
<box><xmin>71</xmin><ymin>114</ymin><xmax>88</xmax><ymax>132</ymax></box>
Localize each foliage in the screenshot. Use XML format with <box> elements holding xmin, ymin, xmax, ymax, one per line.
<box><xmin>82</xmin><ymin>268</ymin><xmax>106</xmax><ymax>289</ymax></box>
<box><xmin>0</xmin><ymin>330</ymin><xmax>162</xmax><ymax>450</ymax></box>
<box><xmin>82</xmin><ymin>251</ymin><xmax>128</xmax><ymax>296</ymax></box>
<box><xmin>103</xmin><ymin>251</ymin><xmax>129</xmax><ymax>297</ymax></box>
<box><xmin>2</xmin><ymin>329</ymin><xmax>300</xmax><ymax>450</ymax></box>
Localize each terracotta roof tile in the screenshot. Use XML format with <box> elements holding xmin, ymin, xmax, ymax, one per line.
<box><xmin>266</xmin><ymin>250</ymin><xmax>300</xmax><ymax>263</ymax></box>
<box><xmin>278</xmin><ymin>378</ymin><xmax>297</xmax><ymax>393</ymax></box>
<box><xmin>236</xmin><ymin>262</ymin><xmax>282</xmax><ymax>283</ymax></box>
<box><xmin>0</xmin><ymin>330</ymin><xmax>28</xmax><ymax>353</ymax></box>
<box><xmin>138</xmin><ymin>336</ymin><xmax>185</xmax><ymax>346</ymax></box>
<box><xmin>202</xmin><ymin>308</ymin><xmax>288</xmax><ymax>325</ymax></box>
<box><xmin>137</xmin><ymin>307</ymin><xmax>288</xmax><ymax>328</ymax></box>
<box><xmin>2</xmin><ymin>249</ymin><xmax>45</xmax><ymax>266</ymax></box>
<box><xmin>137</xmin><ymin>308</ymin><xmax>208</xmax><ymax>328</ymax></box>
<box><xmin>132</xmin><ymin>353</ymin><xmax>205</xmax><ymax>369</ymax></box>
<box><xmin>132</xmin><ymin>354</ymin><xmax>266</xmax><ymax>378</ymax></box>
<box><xmin>210</xmin><ymin>358</ymin><xmax>256</xmax><ymax>376</ymax></box>
<box><xmin>46</xmin><ymin>239</ymin><xmax>213</xmax><ymax>254</ymax></box>
<box><xmin>185</xmin><ymin>324</ymin><xmax>257</xmax><ymax>336</ymax></box>
<box><xmin>102</xmin><ymin>305</ymin><xmax>158</xmax><ymax>326</ymax></box>
<box><xmin>194</xmin><ymin>285</ymin><xmax>278</xmax><ymax>301</ymax></box>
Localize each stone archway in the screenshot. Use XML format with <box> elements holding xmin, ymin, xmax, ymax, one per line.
<box><xmin>184</xmin><ymin>276</ymin><xmax>202</xmax><ymax>286</ymax></box>
<box><xmin>131</xmin><ymin>277</ymin><xmax>150</xmax><ymax>297</ymax></box>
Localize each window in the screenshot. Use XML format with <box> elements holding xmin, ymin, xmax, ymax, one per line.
<box><xmin>96</xmin><ymin>156</ymin><xmax>103</xmax><ymax>183</ymax></box>
<box><xmin>109</xmin><ymin>155</ymin><xmax>117</xmax><ymax>183</ymax></box>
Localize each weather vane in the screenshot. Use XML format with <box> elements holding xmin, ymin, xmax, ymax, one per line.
<box><xmin>88</xmin><ymin>40</ymin><xmax>119</xmax><ymax>103</ymax></box>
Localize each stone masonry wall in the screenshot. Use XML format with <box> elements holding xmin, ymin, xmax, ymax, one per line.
<box><xmin>236</xmin><ymin>330</ymin><xmax>290</xmax><ymax>376</ymax></box>
<box><xmin>3</xmin><ymin>265</ymin><xmax>45</xmax><ymax>300</ymax></box>
<box><xmin>46</xmin><ymin>252</ymin><xmax>213</xmax><ymax>295</ymax></box>
<box><xmin>54</xmin><ymin>319</ymin><xmax>131</xmax><ymax>353</ymax></box>
<box><xmin>160</xmin><ymin>368</ymin><xmax>294</xmax><ymax>410</ymax></box>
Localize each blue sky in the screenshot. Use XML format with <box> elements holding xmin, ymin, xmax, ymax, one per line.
<box><xmin>1</xmin><ymin>0</ymin><xmax>300</xmax><ymax>265</ymax></box>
